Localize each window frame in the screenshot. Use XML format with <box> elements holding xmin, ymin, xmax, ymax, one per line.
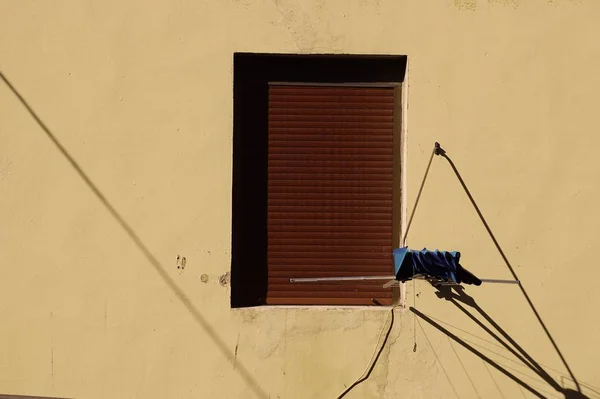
<box><xmin>231</xmin><ymin>53</ymin><xmax>408</xmax><ymax>308</ymax></box>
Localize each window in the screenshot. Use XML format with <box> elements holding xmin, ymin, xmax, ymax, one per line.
<box><xmin>232</xmin><ymin>54</ymin><xmax>407</xmax><ymax>307</ymax></box>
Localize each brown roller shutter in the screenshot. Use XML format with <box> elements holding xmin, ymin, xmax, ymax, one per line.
<box><xmin>266</xmin><ymin>85</ymin><xmax>397</xmax><ymax>306</ymax></box>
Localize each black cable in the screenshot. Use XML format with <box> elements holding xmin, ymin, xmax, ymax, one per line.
<box><xmin>336</xmin><ymin>144</ymin><xmax>437</xmax><ymax>398</ymax></box>
<box><xmin>337</xmin><ymin>309</ymin><xmax>395</xmax><ymax>399</ymax></box>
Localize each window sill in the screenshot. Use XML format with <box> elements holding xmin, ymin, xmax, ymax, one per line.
<box><xmin>231</xmin><ymin>304</ymin><xmax>398</xmax><ymax>311</ymax></box>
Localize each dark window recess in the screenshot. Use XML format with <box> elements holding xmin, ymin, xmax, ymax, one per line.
<box><xmin>266</xmin><ymin>85</ymin><xmax>395</xmax><ymax>306</ymax></box>
<box><xmin>232</xmin><ymin>53</ymin><xmax>407</xmax><ymax>308</ymax></box>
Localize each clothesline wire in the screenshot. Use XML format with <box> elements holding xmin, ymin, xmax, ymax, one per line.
<box><xmin>402</xmin><ymin>144</ymin><xmax>438</xmax><ymax>352</ymax></box>
<box><xmin>341</xmin><ymin>141</ymin><xmax>580</xmax><ymax>396</ymax></box>
<box><xmin>405</xmin><ymin>141</ymin><xmax>580</xmax><ymax>393</ymax></box>
<box><xmin>438</xmin><ymin>150</ymin><xmax>581</xmax><ymax>393</ymax></box>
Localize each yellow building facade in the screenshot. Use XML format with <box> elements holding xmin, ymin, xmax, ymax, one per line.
<box><xmin>1</xmin><ymin>1</ymin><xmax>599</xmax><ymax>398</ymax></box>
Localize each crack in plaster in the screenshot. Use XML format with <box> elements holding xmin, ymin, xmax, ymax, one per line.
<box><xmin>379</xmin><ymin>310</ymin><xmax>401</xmax><ymax>397</ymax></box>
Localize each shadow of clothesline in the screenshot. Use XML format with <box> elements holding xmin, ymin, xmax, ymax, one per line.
<box><xmin>410</xmin><ymin>284</ymin><xmax>591</xmax><ymax>399</ymax></box>
<box><xmin>0</xmin><ymin>71</ymin><xmax>268</xmax><ymax>399</ymax></box>
<box><xmin>418</xmin><ymin>313</ymin><xmax>600</xmax><ymax>397</ymax></box>
<box><xmin>436</xmin><ymin>147</ymin><xmax>583</xmax><ymax>394</ymax></box>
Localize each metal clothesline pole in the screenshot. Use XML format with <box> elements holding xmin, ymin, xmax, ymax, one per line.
<box><xmin>289</xmin><ymin>276</ymin><xmax>395</xmax><ymax>283</ymax></box>
<box><xmin>290</xmin><ymin>276</ymin><xmax>520</xmax><ymax>284</ymax></box>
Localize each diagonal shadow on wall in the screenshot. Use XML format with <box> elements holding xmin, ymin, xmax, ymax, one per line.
<box><xmin>437</xmin><ymin>149</ymin><xmax>584</xmax><ymax>396</ymax></box>
<box><xmin>0</xmin><ymin>71</ymin><xmax>269</xmax><ymax>399</ymax></box>
<box><xmin>411</xmin><ymin>284</ymin><xmax>591</xmax><ymax>399</ymax></box>
<box><xmin>0</xmin><ymin>395</ymin><xmax>72</xmax><ymax>399</ymax></box>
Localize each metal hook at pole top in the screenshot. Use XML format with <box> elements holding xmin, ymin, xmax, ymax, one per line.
<box><xmin>434</xmin><ymin>142</ymin><xmax>446</xmax><ymax>156</ymax></box>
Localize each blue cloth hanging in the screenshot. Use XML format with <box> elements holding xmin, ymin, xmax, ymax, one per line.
<box><xmin>393</xmin><ymin>247</ymin><xmax>481</xmax><ymax>285</ymax></box>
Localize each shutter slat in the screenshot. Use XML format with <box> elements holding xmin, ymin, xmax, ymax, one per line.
<box><xmin>269</xmin><ymin>115</ymin><xmax>394</xmax><ymax>124</ymax></box>
<box><xmin>268</xmin><ymin>141</ymin><xmax>392</xmax><ymax>149</ymax></box>
<box><xmin>268</xmin><ymin>153</ymin><xmax>393</xmax><ymax>161</ymax></box>
<box><xmin>270</xmin><ymin>127</ymin><xmax>393</xmax><ymax>134</ymax></box>
<box><xmin>268</xmin><ymin>246</ymin><xmax>392</xmax><ymax>255</ymax></box>
<box><xmin>269</xmin><ymin>134</ymin><xmax>393</xmax><ymax>142</ymax></box>
<box><xmin>267</xmin><ymin>86</ymin><xmax>396</xmax><ymax>96</ymax></box>
<box><xmin>268</xmin><ymin>232</ymin><xmax>391</xmax><ymax>240</ymax></box>
<box><xmin>268</xmin><ymin>188</ymin><xmax>392</xmax><ymax>196</ymax></box>
<box><xmin>269</xmin><ymin>121</ymin><xmax>394</xmax><ymax>129</ymax></box>
<box><xmin>268</xmin><ymin>199</ymin><xmax>393</xmax><ymax>206</ymax></box>
<box><xmin>267</xmin><ymin>298</ymin><xmax>393</xmax><ymax>306</ymax></box>
<box><xmin>268</xmin><ymin>146</ymin><xmax>392</xmax><ymax>155</ymax></box>
<box><xmin>269</xmin><ymin>213</ymin><xmax>392</xmax><ymax>219</ymax></box>
<box><xmin>267</xmin><ymin>220</ymin><xmax>392</xmax><ymax>227</ymax></box>
<box><xmin>269</xmin><ymin>169</ymin><xmax>392</xmax><ymax>176</ymax></box>
<box><xmin>268</xmin><ymin>179</ymin><xmax>392</xmax><ymax>187</ymax></box>
<box><xmin>269</xmin><ymin>108</ymin><xmax>394</xmax><ymax>116</ymax></box>
<box><xmin>267</xmin><ymin>85</ymin><xmax>396</xmax><ymax>306</ymax></box>
<box><xmin>268</xmin><ymin>175</ymin><xmax>392</xmax><ymax>183</ymax></box>
<box><xmin>269</xmin><ymin>160</ymin><xmax>393</xmax><ymax>168</ymax></box>
<box><xmin>268</xmin><ymin>251</ymin><xmax>392</xmax><ymax>259</ymax></box>
<box><xmin>268</xmin><ymin>210</ymin><xmax>391</xmax><ymax>218</ymax></box>
<box><xmin>268</xmin><ymin>258</ymin><xmax>392</xmax><ymax>266</ymax></box>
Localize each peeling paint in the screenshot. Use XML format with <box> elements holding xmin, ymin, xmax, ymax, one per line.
<box><xmin>271</xmin><ymin>0</ymin><xmax>343</xmax><ymax>52</ymax></box>
<box><xmin>489</xmin><ymin>0</ymin><xmax>519</xmax><ymax>8</ymax></box>
<box><xmin>455</xmin><ymin>0</ymin><xmax>476</xmax><ymax>10</ymax></box>
<box><xmin>0</xmin><ymin>157</ymin><xmax>12</xmax><ymax>180</ymax></box>
<box><xmin>218</xmin><ymin>272</ymin><xmax>230</xmax><ymax>286</ymax></box>
<box><xmin>255</xmin><ymin>319</ymin><xmax>286</xmax><ymax>359</ymax></box>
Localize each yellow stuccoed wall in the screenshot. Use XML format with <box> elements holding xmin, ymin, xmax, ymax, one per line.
<box><xmin>1</xmin><ymin>0</ymin><xmax>599</xmax><ymax>398</ymax></box>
